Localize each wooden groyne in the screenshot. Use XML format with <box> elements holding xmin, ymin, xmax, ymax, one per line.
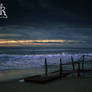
<box><xmin>77</xmin><ymin>55</ymin><xmax>92</xmax><ymax>77</ymax></box>
<box><xmin>24</xmin><ymin>55</ymin><xmax>92</xmax><ymax>84</ymax></box>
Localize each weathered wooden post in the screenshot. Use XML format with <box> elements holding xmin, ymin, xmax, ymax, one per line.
<box><xmin>60</xmin><ymin>58</ymin><xmax>63</xmax><ymax>77</ymax></box>
<box><xmin>77</xmin><ymin>62</ymin><xmax>80</xmax><ymax>77</ymax></box>
<box><xmin>71</xmin><ymin>56</ymin><xmax>75</xmax><ymax>71</ymax></box>
<box><xmin>45</xmin><ymin>58</ymin><xmax>48</xmax><ymax>78</ymax></box>
<box><xmin>82</xmin><ymin>55</ymin><xmax>85</xmax><ymax>70</ymax></box>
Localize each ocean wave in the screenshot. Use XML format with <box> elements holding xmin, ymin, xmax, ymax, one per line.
<box><xmin>0</xmin><ymin>53</ymin><xmax>92</xmax><ymax>70</ymax></box>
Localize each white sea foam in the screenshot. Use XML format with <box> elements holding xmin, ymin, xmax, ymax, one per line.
<box><xmin>0</xmin><ymin>53</ymin><xmax>92</xmax><ymax>70</ymax></box>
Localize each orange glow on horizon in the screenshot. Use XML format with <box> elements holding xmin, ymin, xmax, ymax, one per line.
<box><xmin>0</xmin><ymin>39</ymin><xmax>85</xmax><ymax>47</ymax></box>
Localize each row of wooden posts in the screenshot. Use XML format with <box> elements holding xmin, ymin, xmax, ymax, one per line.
<box><xmin>24</xmin><ymin>55</ymin><xmax>87</xmax><ymax>83</ymax></box>
<box><xmin>44</xmin><ymin>55</ymin><xmax>85</xmax><ymax>78</ymax></box>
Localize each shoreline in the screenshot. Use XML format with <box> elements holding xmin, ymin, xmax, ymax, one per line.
<box><xmin>0</xmin><ymin>68</ymin><xmax>45</xmax><ymax>82</ymax></box>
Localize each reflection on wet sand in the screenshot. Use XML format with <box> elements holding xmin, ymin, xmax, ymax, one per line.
<box><xmin>0</xmin><ymin>68</ymin><xmax>45</xmax><ymax>82</ymax></box>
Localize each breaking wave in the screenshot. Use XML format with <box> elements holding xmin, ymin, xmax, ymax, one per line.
<box><xmin>0</xmin><ymin>53</ymin><xmax>92</xmax><ymax>70</ymax></box>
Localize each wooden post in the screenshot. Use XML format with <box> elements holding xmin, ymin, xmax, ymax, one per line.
<box><xmin>77</xmin><ymin>62</ymin><xmax>80</xmax><ymax>77</ymax></box>
<box><xmin>60</xmin><ymin>58</ymin><xmax>63</xmax><ymax>77</ymax></box>
<box><xmin>45</xmin><ymin>58</ymin><xmax>48</xmax><ymax>77</ymax></box>
<box><xmin>82</xmin><ymin>55</ymin><xmax>85</xmax><ymax>70</ymax></box>
<box><xmin>71</xmin><ymin>56</ymin><xmax>75</xmax><ymax>71</ymax></box>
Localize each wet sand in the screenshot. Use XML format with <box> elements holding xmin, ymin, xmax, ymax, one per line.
<box><xmin>0</xmin><ymin>68</ymin><xmax>45</xmax><ymax>82</ymax></box>
<box><xmin>0</xmin><ymin>65</ymin><xmax>60</xmax><ymax>82</ymax></box>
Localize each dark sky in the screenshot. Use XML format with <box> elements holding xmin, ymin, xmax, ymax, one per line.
<box><xmin>0</xmin><ymin>0</ymin><xmax>92</xmax><ymax>47</ymax></box>
<box><xmin>1</xmin><ymin>0</ymin><xmax>92</xmax><ymax>25</ymax></box>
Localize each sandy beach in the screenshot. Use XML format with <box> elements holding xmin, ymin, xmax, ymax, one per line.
<box><xmin>0</xmin><ymin>77</ymin><xmax>92</xmax><ymax>92</ymax></box>
<box><xmin>0</xmin><ymin>67</ymin><xmax>92</xmax><ymax>92</ymax></box>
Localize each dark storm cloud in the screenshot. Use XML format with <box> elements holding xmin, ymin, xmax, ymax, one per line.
<box><xmin>0</xmin><ymin>0</ymin><xmax>92</xmax><ymax>48</ymax></box>
<box><xmin>5</xmin><ymin>0</ymin><xmax>92</xmax><ymax>12</ymax></box>
<box><xmin>0</xmin><ymin>24</ymin><xmax>92</xmax><ymax>40</ymax></box>
<box><xmin>1</xmin><ymin>0</ymin><xmax>92</xmax><ymax>26</ymax></box>
<box><xmin>3</xmin><ymin>0</ymin><xmax>92</xmax><ymax>16</ymax></box>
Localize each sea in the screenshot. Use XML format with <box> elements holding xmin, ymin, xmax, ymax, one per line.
<box><xmin>0</xmin><ymin>46</ymin><xmax>92</xmax><ymax>70</ymax></box>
